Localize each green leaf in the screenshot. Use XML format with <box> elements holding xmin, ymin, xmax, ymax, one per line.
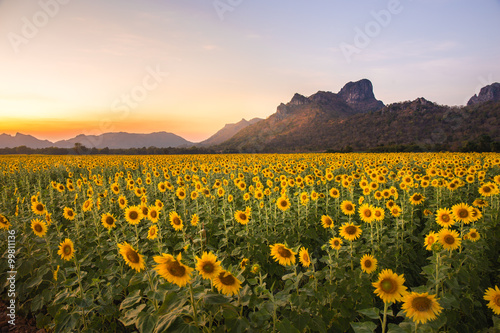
<box><xmin>120</xmin><ymin>303</ymin><xmax>146</xmax><ymax>327</ymax></box>
<box><xmin>351</xmin><ymin>321</ymin><xmax>377</xmax><ymax>333</ymax></box>
<box><xmin>276</xmin><ymin>318</ymin><xmax>300</xmax><ymax>333</ymax></box>
<box><xmin>358</xmin><ymin>307</ymin><xmax>380</xmax><ymax>320</ymax></box>
<box><xmin>387</xmin><ymin>323</ymin><xmax>411</xmax><ymax>333</ymax></box>
<box><xmin>120</xmin><ymin>289</ymin><xmax>142</xmax><ymax>310</ymax></box>
<box><xmin>31</xmin><ymin>294</ymin><xmax>44</xmax><ymax>312</ymax></box>
<box><xmin>203</xmin><ymin>293</ymin><xmax>230</xmax><ymax>305</ymax></box>
<box><xmin>136</xmin><ymin>311</ymin><xmax>157</xmax><ymax>333</ymax></box>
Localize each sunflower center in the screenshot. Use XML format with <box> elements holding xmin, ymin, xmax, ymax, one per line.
<box><xmin>280</xmin><ymin>200</ymin><xmax>288</xmax><ymax>207</ymax></box>
<box><xmin>494</xmin><ymin>295</ymin><xmax>500</xmax><ymax>306</ymax></box>
<box><xmin>173</xmin><ymin>217</ymin><xmax>181</xmax><ymax>225</ymax></box>
<box><xmin>380</xmin><ymin>279</ymin><xmax>397</xmax><ymax>294</ymax></box>
<box><xmin>364</xmin><ymin>210</ymin><xmax>372</xmax><ymax>217</ymax></box>
<box><xmin>374</xmin><ymin>211</ymin><xmax>381</xmax><ymax>217</ymax></box>
<box><xmin>364</xmin><ymin>260</ymin><xmax>372</xmax><ymax>268</ymax></box>
<box><xmin>441</xmin><ymin>214</ymin><xmax>450</xmax><ymax>222</ymax></box>
<box><xmin>333</xmin><ymin>240</ymin><xmax>340</xmax><ymax>246</ymax></box>
<box><xmin>470</xmin><ymin>232</ymin><xmax>477</xmax><ymax>238</ymax></box>
<box><xmin>126</xmin><ymin>250</ymin><xmax>140</xmax><ymax>264</ymax></box>
<box><xmin>150</xmin><ymin>211</ymin><xmax>157</xmax><ymax>218</ymax></box>
<box><xmin>483</xmin><ymin>186</ymin><xmax>491</xmax><ymax>193</ymax></box>
<box><xmin>302</xmin><ymin>253</ymin><xmax>310</xmax><ymax>262</ymax></box>
<box><xmin>149</xmin><ymin>229</ymin><xmax>156</xmax><ymax>236</ymax></box>
<box><xmin>277</xmin><ymin>246</ymin><xmax>292</xmax><ymax>258</ymax></box>
<box><xmin>63</xmin><ymin>245</ymin><xmax>71</xmax><ymax>255</ymax></box>
<box><xmin>458</xmin><ymin>209</ymin><xmax>468</xmax><ymax>218</ymax></box>
<box><xmin>203</xmin><ymin>263</ymin><xmax>214</xmax><ymax>273</ymax></box>
<box><xmin>444</xmin><ymin>234</ymin><xmax>455</xmax><ymax>245</ymax></box>
<box><xmin>427</xmin><ymin>236</ymin><xmax>435</xmax><ymax>244</ymax></box>
<box><xmin>411</xmin><ymin>296</ymin><xmax>432</xmax><ymax>312</ymax></box>
<box><xmin>36</xmin><ymin>204</ymin><xmax>44</xmax><ymax>211</ymax></box>
<box><xmin>142</xmin><ymin>208</ymin><xmax>148</xmax><ymax>215</ymax></box>
<box><xmin>324</xmin><ymin>218</ymin><xmax>332</xmax><ymax>226</ymax></box>
<box><xmin>167</xmin><ymin>261</ymin><xmax>186</xmax><ymax>277</ymax></box>
<box><xmin>239</xmin><ymin>213</ymin><xmax>247</xmax><ymax>220</ymax></box>
<box><xmin>345</xmin><ymin>204</ymin><xmax>353</xmax><ymax>211</ymax></box>
<box><xmin>34</xmin><ymin>224</ymin><xmax>43</xmax><ymax>232</ymax></box>
<box><xmin>413</xmin><ymin>195</ymin><xmax>422</xmax><ymax>201</ymax></box>
<box><xmin>345</xmin><ymin>226</ymin><xmax>357</xmax><ymax>235</ymax></box>
<box><xmin>119</xmin><ymin>199</ymin><xmax>125</xmax><ymax>204</ymax></box>
<box><xmin>105</xmin><ymin>216</ymin><xmax>114</xmax><ymax>225</ymax></box>
<box><xmin>219</xmin><ymin>273</ymin><xmax>236</xmax><ymax>286</ymax></box>
<box><xmin>129</xmin><ymin>211</ymin><xmax>139</xmax><ymax>220</ymax></box>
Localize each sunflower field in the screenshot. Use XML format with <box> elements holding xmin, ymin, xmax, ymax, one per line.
<box><xmin>0</xmin><ymin>153</ymin><xmax>499</xmax><ymax>332</ymax></box>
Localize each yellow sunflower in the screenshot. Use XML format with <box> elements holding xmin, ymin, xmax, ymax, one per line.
<box><xmin>424</xmin><ymin>231</ymin><xmax>438</xmax><ymax>251</ymax></box>
<box><xmin>360</xmin><ymin>254</ymin><xmax>377</xmax><ymax>274</ymax></box>
<box><xmin>82</xmin><ymin>199</ymin><xmax>93</xmax><ymax>212</ymax></box>
<box><xmin>118</xmin><ymin>242</ymin><xmax>145</xmax><ymax>272</ymax></box>
<box><xmin>329</xmin><ymin>188</ymin><xmax>340</xmax><ymax>198</ymax></box>
<box><xmin>402</xmin><ymin>292</ymin><xmax>443</xmax><ymax>324</ymax></box>
<box><xmin>435</xmin><ymin>208</ymin><xmax>455</xmax><ymax>228</ymax></box>
<box><xmin>339</xmin><ymin>223</ymin><xmax>362</xmax><ymax>241</ymax></box>
<box><xmin>176</xmin><ymin>187</ymin><xmax>187</xmax><ymax>200</ymax></box>
<box><xmin>63</xmin><ymin>207</ymin><xmax>76</xmax><ymax>221</ymax></box>
<box><xmin>372</xmin><ymin>269</ymin><xmax>407</xmax><ymax>303</ymax></box>
<box><xmin>195</xmin><ymin>252</ymin><xmax>222</xmax><ymax>280</ymax></box>
<box><xmin>320</xmin><ymin>215</ymin><xmax>334</xmax><ymax>229</ymax></box>
<box><xmin>329</xmin><ymin>237</ymin><xmax>343</xmax><ymax>250</ymax></box>
<box><xmin>0</xmin><ymin>214</ymin><xmax>11</xmax><ymax>230</ymax></box>
<box><xmin>169</xmin><ymin>211</ymin><xmax>183</xmax><ymax>231</ymax></box>
<box><xmin>409</xmin><ymin>193</ymin><xmax>425</xmax><ymax>205</ymax></box>
<box><xmin>154</xmin><ymin>252</ymin><xmax>193</xmax><ymax>287</ymax></box>
<box><xmin>484</xmin><ymin>285</ymin><xmax>500</xmax><ymax>315</ymax></box>
<box><xmin>373</xmin><ymin>207</ymin><xmax>385</xmax><ymax>222</ymax></box>
<box><xmin>270</xmin><ymin>243</ymin><xmax>296</xmax><ymax>266</ymax></box>
<box><xmin>438</xmin><ymin>229</ymin><xmax>461</xmax><ymax>251</ymax></box>
<box><xmin>298</xmin><ymin>247</ymin><xmax>311</xmax><ymax>267</ymax></box>
<box><xmin>147</xmin><ymin>206</ymin><xmax>160</xmax><ymax>223</ymax></box>
<box><xmin>452</xmin><ymin>203</ymin><xmax>473</xmax><ymax>224</ymax></box>
<box><xmin>340</xmin><ymin>200</ymin><xmax>356</xmax><ymax>216</ymax></box>
<box><xmin>234</xmin><ymin>209</ymin><xmax>250</xmax><ymax>225</ymax></box>
<box><xmin>240</xmin><ymin>258</ymin><xmax>249</xmax><ymax>270</ymax></box>
<box><xmin>478</xmin><ymin>183</ymin><xmax>494</xmax><ymax>197</ymax></box>
<box><xmin>359</xmin><ymin>204</ymin><xmax>374</xmax><ymax>223</ymax></box>
<box><xmin>276</xmin><ymin>196</ymin><xmax>291</xmax><ymax>212</ymax></box>
<box><xmin>101</xmin><ymin>213</ymin><xmax>116</xmax><ymax>229</ymax></box>
<box><xmin>390</xmin><ymin>205</ymin><xmax>402</xmax><ymax>217</ymax></box>
<box><xmin>57</xmin><ymin>238</ymin><xmax>75</xmax><ymax>261</ymax></box>
<box><xmin>31</xmin><ymin>219</ymin><xmax>48</xmax><ymax>237</ymax></box>
<box><xmin>213</xmin><ymin>270</ymin><xmax>242</xmax><ymax>296</ymax></box>
<box><xmin>125</xmin><ymin>206</ymin><xmax>143</xmax><ymax>225</ymax></box>
<box><xmin>31</xmin><ymin>201</ymin><xmax>46</xmax><ymax>215</ymax></box>
<box><xmin>191</xmin><ymin>214</ymin><xmax>199</xmax><ymax>226</ymax></box>
<box><xmin>118</xmin><ymin>195</ymin><xmax>128</xmax><ymax>209</ymax></box>
<box><xmin>147</xmin><ymin>225</ymin><xmax>158</xmax><ymax>240</ymax></box>
<box><xmin>466</xmin><ymin>228</ymin><xmax>480</xmax><ymax>242</ymax></box>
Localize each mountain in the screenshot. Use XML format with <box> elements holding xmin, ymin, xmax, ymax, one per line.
<box><xmin>54</xmin><ymin>132</ymin><xmax>192</xmax><ymax>149</ymax></box>
<box><xmin>216</xmin><ymin>80</ymin><xmax>500</xmax><ymax>153</ymax></box>
<box><xmin>198</xmin><ymin>118</ymin><xmax>262</xmax><ymax>146</ymax></box>
<box><xmin>467</xmin><ymin>82</ymin><xmax>500</xmax><ymax>105</ymax></box>
<box><xmin>216</xmin><ymin>79</ymin><xmax>385</xmax><ymax>152</ymax></box>
<box><xmin>0</xmin><ymin>133</ymin><xmax>53</xmax><ymax>149</ymax></box>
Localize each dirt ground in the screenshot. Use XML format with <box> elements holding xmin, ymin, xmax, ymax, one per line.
<box><xmin>0</xmin><ymin>300</ymin><xmax>46</xmax><ymax>333</ymax></box>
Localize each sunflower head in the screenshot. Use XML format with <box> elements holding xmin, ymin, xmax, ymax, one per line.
<box><xmin>329</xmin><ymin>237</ymin><xmax>343</xmax><ymax>250</ymax></box>
<box><xmin>298</xmin><ymin>247</ymin><xmax>311</xmax><ymax>267</ymax></box>
<box><xmin>270</xmin><ymin>243</ymin><xmax>296</xmax><ymax>266</ymax></box>
<box><xmin>147</xmin><ymin>225</ymin><xmax>158</xmax><ymax>240</ymax></box>
<box><xmin>31</xmin><ymin>201</ymin><xmax>46</xmax><ymax>215</ymax></box>
<box><xmin>340</xmin><ymin>201</ymin><xmax>356</xmax><ymax>215</ymax></box>
<box><xmin>101</xmin><ymin>213</ymin><xmax>116</xmax><ymax>229</ymax></box>
<box><xmin>195</xmin><ymin>252</ymin><xmax>222</xmax><ymax>280</ymax></box>
<box><xmin>57</xmin><ymin>238</ymin><xmax>75</xmax><ymax>261</ymax></box>
<box><xmin>321</xmin><ymin>215</ymin><xmax>334</xmax><ymax>229</ymax></box>
<box><xmin>125</xmin><ymin>206</ymin><xmax>143</xmax><ymax>225</ymax></box>
<box><xmin>452</xmin><ymin>203</ymin><xmax>473</xmax><ymax>224</ymax></box>
<box><xmin>169</xmin><ymin>211</ymin><xmax>183</xmax><ymax>231</ymax></box>
<box><xmin>360</xmin><ymin>254</ymin><xmax>377</xmax><ymax>274</ymax></box>
<box><xmin>438</xmin><ymin>229</ymin><xmax>461</xmax><ymax>251</ymax></box>
<box><xmin>213</xmin><ymin>270</ymin><xmax>242</xmax><ymax>296</ymax></box>
<box><xmin>118</xmin><ymin>242</ymin><xmax>145</xmax><ymax>272</ymax></box>
<box><xmin>276</xmin><ymin>196</ymin><xmax>291</xmax><ymax>212</ymax></box>
<box><xmin>0</xmin><ymin>214</ymin><xmax>11</xmax><ymax>230</ymax></box>
<box><xmin>435</xmin><ymin>208</ymin><xmax>455</xmax><ymax>228</ymax></box>
<box><xmin>402</xmin><ymin>292</ymin><xmax>443</xmax><ymax>324</ymax></box>
<box><xmin>484</xmin><ymin>285</ymin><xmax>500</xmax><ymax>315</ymax></box>
<box><xmin>234</xmin><ymin>210</ymin><xmax>250</xmax><ymax>225</ymax></box>
<box><xmin>372</xmin><ymin>269</ymin><xmax>407</xmax><ymax>303</ymax></box>
<box><xmin>467</xmin><ymin>228</ymin><xmax>480</xmax><ymax>242</ymax></box>
<box><xmin>339</xmin><ymin>223</ymin><xmax>362</xmax><ymax>241</ymax></box>
<box><xmin>154</xmin><ymin>252</ymin><xmax>193</xmax><ymax>287</ymax></box>
<box><xmin>31</xmin><ymin>219</ymin><xmax>48</xmax><ymax>237</ymax></box>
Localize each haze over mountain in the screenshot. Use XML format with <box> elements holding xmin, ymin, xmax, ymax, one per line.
<box><xmin>198</xmin><ymin>118</ymin><xmax>263</xmax><ymax>147</ymax></box>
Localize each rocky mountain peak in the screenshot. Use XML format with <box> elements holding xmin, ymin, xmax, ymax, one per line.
<box><xmin>467</xmin><ymin>82</ymin><xmax>500</xmax><ymax>106</ymax></box>
<box><xmin>289</xmin><ymin>93</ymin><xmax>309</xmax><ymax>106</ymax></box>
<box><xmin>338</xmin><ymin>79</ymin><xmax>376</xmax><ymax>103</ymax></box>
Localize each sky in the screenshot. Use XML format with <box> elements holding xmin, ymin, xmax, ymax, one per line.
<box><xmin>0</xmin><ymin>0</ymin><xmax>499</xmax><ymax>143</ymax></box>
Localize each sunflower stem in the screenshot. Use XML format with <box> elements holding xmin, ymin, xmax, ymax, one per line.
<box><xmin>435</xmin><ymin>252</ymin><xmax>440</xmax><ymax>298</ymax></box>
<box><xmin>188</xmin><ymin>283</ymin><xmax>200</xmax><ymax>329</ymax></box>
<box><xmin>146</xmin><ymin>269</ymin><xmax>158</xmax><ymax>311</ymax></box>
<box><xmin>381</xmin><ymin>301</ymin><xmax>389</xmax><ymax>333</ymax></box>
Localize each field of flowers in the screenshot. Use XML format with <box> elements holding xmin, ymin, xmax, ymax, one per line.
<box><xmin>0</xmin><ymin>153</ymin><xmax>499</xmax><ymax>332</ymax></box>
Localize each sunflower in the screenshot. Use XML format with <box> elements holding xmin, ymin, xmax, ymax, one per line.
<box><xmin>299</xmin><ymin>247</ymin><xmax>311</xmax><ymax>267</ymax></box>
<box><xmin>155</xmin><ymin>200</ymin><xmax>164</xmax><ymax>210</ymax></box>
<box><xmin>339</xmin><ymin>223</ymin><xmax>362</xmax><ymax>241</ymax></box>
<box><xmin>402</xmin><ymin>292</ymin><xmax>443</xmax><ymax>324</ymax></box>
<box><xmin>467</xmin><ymin>228</ymin><xmax>480</xmax><ymax>242</ymax></box>
<box><xmin>111</xmin><ymin>183</ymin><xmax>120</xmax><ymax>195</ymax></box>
<box><xmin>435</xmin><ymin>208</ymin><xmax>455</xmax><ymax>228</ymax></box>
<box><xmin>82</xmin><ymin>199</ymin><xmax>93</xmax><ymax>212</ymax></box>
<box><xmin>31</xmin><ymin>201</ymin><xmax>46</xmax><ymax>215</ymax></box>
<box><xmin>276</xmin><ymin>196</ymin><xmax>291</xmax><ymax>212</ymax></box>
<box><xmin>147</xmin><ymin>225</ymin><xmax>158</xmax><ymax>240</ymax></box>
<box><xmin>195</xmin><ymin>252</ymin><xmax>222</xmax><ymax>280</ymax></box>
<box><xmin>321</xmin><ymin>215</ymin><xmax>334</xmax><ymax>229</ymax></box>
<box><xmin>191</xmin><ymin>214</ymin><xmax>199</xmax><ymax>226</ymax></box>
<box><xmin>484</xmin><ymin>286</ymin><xmax>500</xmax><ymax>315</ymax></box>
<box><xmin>329</xmin><ymin>237</ymin><xmax>343</xmax><ymax>250</ymax></box>
<box><xmin>176</xmin><ymin>187</ymin><xmax>187</xmax><ymax>200</ymax></box>
<box><xmin>471</xmin><ymin>207</ymin><xmax>482</xmax><ymax>222</ymax></box>
<box><xmin>154</xmin><ymin>252</ymin><xmax>193</xmax><ymax>287</ymax></box>
<box><xmin>118</xmin><ymin>195</ymin><xmax>128</xmax><ymax>209</ymax></box>
<box><xmin>390</xmin><ymin>205</ymin><xmax>402</xmax><ymax>217</ymax></box>
<box><xmin>359</xmin><ymin>204</ymin><xmax>374</xmax><ymax>223</ymax></box>
<box><xmin>424</xmin><ymin>231</ymin><xmax>438</xmax><ymax>251</ymax></box>
<box><xmin>251</xmin><ymin>264</ymin><xmax>261</xmax><ymax>274</ymax></box>
<box><xmin>372</xmin><ymin>269</ymin><xmax>407</xmax><ymax>303</ymax></box>
<box><xmin>409</xmin><ymin>193</ymin><xmax>425</xmax><ymax>205</ymax></box>
<box><xmin>125</xmin><ymin>206</ymin><xmax>143</xmax><ymax>225</ymax></box>
<box><xmin>478</xmin><ymin>183</ymin><xmax>494</xmax><ymax>197</ymax></box>
<box><xmin>360</xmin><ymin>254</ymin><xmax>377</xmax><ymax>274</ymax></box>
<box><xmin>329</xmin><ymin>188</ymin><xmax>340</xmax><ymax>198</ymax></box>
<box><xmin>140</xmin><ymin>204</ymin><xmax>149</xmax><ymax>218</ymax></box>
<box><xmin>147</xmin><ymin>206</ymin><xmax>160</xmax><ymax>223</ymax></box>
<box><xmin>270</xmin><ymin>243</ymin><xmax>296</xmax><ymax>266</ymax></box>
<box><xmin>438</xmin><ymin>229</ymin><xmax>461</xmax><ymax>251</ymax></box>
<box><xmin>31</xmin><ymin>219</ymin><xmax>48</xmax><ymax>237</ymax></box>
<box><xmin>240</xmin><ymin>258</ymin><xmax>250</xmax><ymax>270</ymax></box>
<box><xmin>0</xmin><ymin>214</ymin><xmax>11</xmax><ymax>230</ymax></box>
<box><xmin>63</xmin><ymin>207</ymin><xmax>76</xmax><ymax>221</ymax></box>
<box><xmin>234</xmin><ymin>209</ymin><xmax>250</xmax><ymax>225</ymax></box>
<box><xmin>373</xmin><ymin>207</ymin><xmax>385</xmax><ymax>222</ymax></box>
<box><xmin>118</xmin><ymin>242</ymin><xmax>145</xmax><ymax>272</ymax></box>
<box><xmin>452</xmin><ymin>203</ymin><xmax>473</xmax><ymax>224</ymax></box>
<box><xmin>213</xmin><ymin>270</ymin><xmax>242</xmax><ymax>296</ymax></box>
<box><xmin>169</xmin><ymin>211</ymin><xmax>183</xmax><ymax>231</ymax></box>
<box><xmin>472</xmin><ymin>198</ymin><xmax>488</xmax><ymax>208</ymax></box>
<box><xmin>101</xmin><ymin>213</ymin><xmax>116</xmax><ymax>229</ymax></box>
<box><xmin>53</xmin><ymin>265</ymin><xmax>60</xmax><ymax>281</ymax></box>
<box><xmin>340</xmin><ymin>200</ymin><xmax>356</xmax><ymax>215</ymax></box>
<box><xmin>57</xmin><ymin>238</ymin><xmax>75</xmax><ymax>261</ymax></box>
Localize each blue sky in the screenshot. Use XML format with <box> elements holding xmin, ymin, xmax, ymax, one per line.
<box><xmin>0</xmin><ymin>0</ymin><xmax>499</xmax><ymax>142</ymax></box>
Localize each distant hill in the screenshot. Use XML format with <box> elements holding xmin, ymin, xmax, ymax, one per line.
<box><xmin>0</xmin><ymin>133</ymin><xmax>53</xmax><ymax>149</ymax></box>
<box><xmin>198</xmin><ymin>118</ymin><xmax>262</xmax><ymax>146</ymax></box>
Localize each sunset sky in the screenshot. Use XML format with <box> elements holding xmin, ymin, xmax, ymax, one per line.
<box><xmin>0</xmin><ymin>0</ymin><xmax>499</xmax><ymax>143</ymax></box>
